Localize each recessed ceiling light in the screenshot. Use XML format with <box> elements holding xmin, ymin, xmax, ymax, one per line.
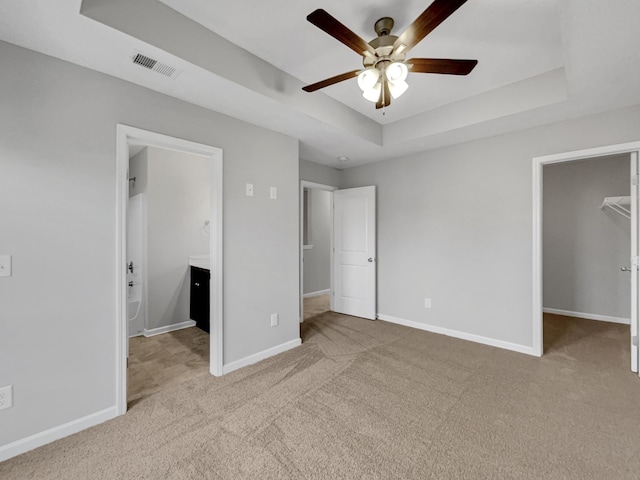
<box><xmin>337</xmin><ymin>156</ymin><xmax>349</xmax><ymax>163</ymax></box>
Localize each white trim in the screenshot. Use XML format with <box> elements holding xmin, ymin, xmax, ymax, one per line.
<box><xmin>532</xmin><ymin>158</ymin><xmax>543</xmax><ymax>357</ymax></box>
<box><xmin>116</xmin><ymin>125</ymin><xmax>224</xmax><ymax>417</ymax></box>
<box><xmin>115</xmin><ymin>126</ymin><xmax>128</xmax><ymax>416</ymax></box>
<box><xmin>300</xmin><ymin>181</ymin><xmax>338</xmax><ymax>322</ymax></box>
<box><xmin>222</xmin><ymin>338</ymin><xmax>302</xmax><ymax>375</ymax></box>
<box><xmin>0</xmin><ymin>407</ymin><xmax>117</xmax><ymax>462</ymax></box>
<box><xmin>303</xmin><ymin>244</ymin><xmax>313</xmax><ymax>250</ymax></box>
<box><xmin>532</xmin><ymin>141</ymin><xmax>640</xmax><ymax>360</ymax></box>
<box><xmin>533</xmin><ymin>141</ymin><xmax>640</xmax><ymax>165</ymax></box>
<box><xmin>303</xmin><ymin>289</ymin><xmax>330</xmax><ymax>298</ymax></box>
<box><xmin>632</xmin><ymin>151</ymin><xmax>639</xmax><ymax>374</ymax></box>
<box><xmin>378</xmin><ymin>314</ymin><xmax>537</xmax><ymax>356</ymax></box>
<box><xmin>143</xmin><ymin>320</ymin><xmax>197</xmax><ymax>337</ymax></box>
<box><xmin>302</xmin><ymin>181</ymin><xmax>339</xmax><ymax>190</ymax></box>
<box><xmin>542</xmin><ymin>308</ymin><xmax>630</xmax><ymax>325</ymax></box>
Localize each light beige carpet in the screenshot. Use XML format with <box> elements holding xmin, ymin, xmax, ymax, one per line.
<box><xmin>2</xmin><ymin>312</ymin><xmax>640</xmax><ymax>479</ymax></box>
<box><xmin>303</xmin><ymin>294</ymin><xmax>330</xmax><ymax>320</ymax></box>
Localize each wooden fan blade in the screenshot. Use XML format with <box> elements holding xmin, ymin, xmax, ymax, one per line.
<box><xmin>407</xmin><ymin>58</ymin><xmax>478</xmax><ymax>75</ymax></box>
<box><xmin>394</xmin><ymin>0</ymin><xmax>469</xmax><ymax>53</ymax></box>
<box><xmin>376</xmin><ymin>81</ymin><xmax>391</xmax><ymax>109</ymax></box>
<box><xmin>302</xmin><ymin>70</ymin><xmax>360</xmax><ymax>93</ymax></box>
<box><xmin>307</xmin><ymin>9</ymin><xmax>376</xmax><ymax>57</ymax></box>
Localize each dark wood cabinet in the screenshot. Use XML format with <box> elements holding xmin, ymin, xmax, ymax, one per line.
<box><xmin>190</xmin><ymin>266</ymin><xmax>210</xmax><ymax>333</ymax></box>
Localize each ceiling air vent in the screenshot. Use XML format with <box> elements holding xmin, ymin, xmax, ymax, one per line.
<box><xmin>131</xmin><ymin>51</ymin><xmax>181</xmax><ymax>79</ymax></box>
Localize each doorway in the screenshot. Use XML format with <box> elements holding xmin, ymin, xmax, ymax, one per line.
<box><xmin>116</xmin><ymin>125</ymin><xmax>223</xmax><ymax>415</ymax></box>
<box><xmin>533</xmin><ymin>141</ymin><xmax>640</xmax><ymax>376</ymax></box>
<box><xmin>299</xmin><ymin>182</ymin><xmax>378</xmax><ymax>322</ymax></box>
<box><xmin>300</xmin><ymin>181</ymin><xmax>337</xmax><ymax>321</ymax></box>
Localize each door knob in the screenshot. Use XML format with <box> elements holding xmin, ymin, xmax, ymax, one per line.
<box><xmin>621</xmin><ymin>266</ymin><xmax>632</xmax><ymax>272</ymax></box>
<box><xmin>368</xmin><ymin>258</ymin><xmax>375</xmax><ymax>263</ymax></box>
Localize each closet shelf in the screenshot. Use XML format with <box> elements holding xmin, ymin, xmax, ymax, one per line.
<box><xmin>601</xmin><ymin>196</ymin><xmax>631</xmax><ymax>219</ymax></box>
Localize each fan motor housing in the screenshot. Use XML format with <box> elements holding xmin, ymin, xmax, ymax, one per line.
<box><xmin>374</xmin><ymin>17</ymin><xmax>394</xmax><ymax>36</ymax></box>
<box><xmin>363</xmin><ymin>17</ymin><xmax>406</xmax><ymax>68</ymax></box>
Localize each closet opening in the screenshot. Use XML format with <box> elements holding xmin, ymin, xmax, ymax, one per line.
<box><xmin>533</xmin><ymin>141</ymin><xmax>640</xmax><ymax>376</ymax></box>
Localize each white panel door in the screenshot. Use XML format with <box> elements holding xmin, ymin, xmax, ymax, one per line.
<box><xmin>631</xmin><ymin>152</ymin><xmax>639</xmax><ymax>374</ymax></box>
<box><xmin>333</xmin><ymin>186</ymin><xmax>376</xmax><ymax>319</ymax></box>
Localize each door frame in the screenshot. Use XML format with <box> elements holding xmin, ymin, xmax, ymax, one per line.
<box><xmin>116</xmin><ymin>125</ymin><xmax>224</xmax><ymax>415</ymax></box>
<box><xmin>532</xmin><ymin>140</ymin><xmax>640</xmax><ymax>361</ymax></box>
<box><xmin>300</xmin><ymin>181</ymin><xmax>338</xmax><ymax>321</ymax></box>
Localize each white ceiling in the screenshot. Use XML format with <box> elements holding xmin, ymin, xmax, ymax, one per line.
<box><xmin>1</xmin><ymin>0</ymin><xmax>640</xmax><ymax>168</ymax></box>
<box><xmin>158</xmin><ymin>0</ymin><xmax>563</xmax><ymax>124</ymax></box>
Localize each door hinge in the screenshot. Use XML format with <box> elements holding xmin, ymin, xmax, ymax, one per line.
<box><xmin>633</xmin><ymin>336</ymin><xmax>638</xmax><ymax>347</ymax></box>
<box><xmin>632</xmin><ymin>256</ymin><xmax>639</xmax><ymax>268</ymax></box>
<box><xmin>633</xmin><ymin>175</ymin><xmax>639</xmax><ymax>186</ymax></box>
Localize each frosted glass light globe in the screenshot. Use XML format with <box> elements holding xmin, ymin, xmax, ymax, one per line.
<box><xmin>362</xmin><ymin>83</ymin><xmax>382</xmax><ymax>102</ymax></box>
<box><xmin>385</xmin><ymin>62</ymin><xmax>408</xmax><ymax>83</ymax></box>
<box><xmin>357</xmin><ymin>68</ymin><xmax>380</xmax><ymax>91</ymax></box>
<box><xmin>388</xmin><ymin>79</ymin><xmax>409</xmax><ymax>99</ymax></box>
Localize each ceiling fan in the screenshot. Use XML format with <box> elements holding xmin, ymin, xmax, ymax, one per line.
<box><xmin>302</xmin><ymin>0</ymin><xmax>478</xmax><ymax>110</ymax></box>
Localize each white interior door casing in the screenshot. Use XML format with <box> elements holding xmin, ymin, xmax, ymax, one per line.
<box><xmin>333</xmin><ymin>186</ymin><xmax>376</xmax><ymax>320</ymax></box>
<box><xmin>631</xmin><ymin>152</ymin><xmax>639</xmax><ymax>374</ymax></box>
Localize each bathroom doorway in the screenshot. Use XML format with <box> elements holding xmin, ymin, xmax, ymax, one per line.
<box><xmin>116</xmin><ymin>125</ymin><xmax>223</xmax><ymax>415</ymax></box>
<box><xmin>125</xmin><ymin>144</ymin><xmax>212</xmax><ymax>404</ymax></box>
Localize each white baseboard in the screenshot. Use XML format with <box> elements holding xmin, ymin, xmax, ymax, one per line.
<box><xmin>0</xmin><ymin>406</ymin><xmax>118</xmax><ymax>462</ymax></box>
<box><xmin>303</xmin><ymin>289</ymin><xmax>330</xmax><ymax>298</ymax></box>
<box><xmin>222</xmin><ymin>338</ymin><xmax>302</xmax><ymax>375</ymax></box>
<box><xmin>143</xmin><ymin>320</ymin><xmax>196</xmax><ymax>337</ymax></box>
<box><xmin>543</xmin><ymin>308</ymin><xmax>630</xmax><ymax>325</ymax></box>
<box><xmin>377</xmin><ymin>314</ymin><xmax>536</xmax><ymax>356</ymax></box>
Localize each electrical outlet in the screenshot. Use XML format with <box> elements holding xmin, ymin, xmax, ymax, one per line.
<box><xmin>270</xmin><ymin>313</ymin><xmax>279</xmax><ymax>327</ymax></box>
<box><xmin>270</xmin><ymin>187</ymin><xmax>277</xmax><ymax>199</ymax></box>
<box><xmin>246</xmin><ymin>183</ymin><xmax>254</xmax><ymax>197</ymax></box>
<box><xmin>0</xmin><ymin>385</ymin><xmax>13</xmax><ymax>411</ymax></box>
<box><xmin>424</xmin><ymin>298</ymin><xmax>432</xmax><ymax>309</ymax></box>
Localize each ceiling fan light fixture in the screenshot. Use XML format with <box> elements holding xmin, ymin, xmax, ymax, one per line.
<box><xmin>357</xmin><ymin>68</ymin><xmax>380</xmax><ymax>91</ymax></box>
<box><xmin>362</xmin><ymin>83</ymin><xmax>382</xmax><ymax>102</ymax></box>
<box><xmin>388</xmin><ymin>79</ymin><xmax>409</xmax><ymax>99</ymax></box>
<box><xmin>386</xmin><ymin>62</ymin><xmax>408</xmax><ymax>83</ymax></box>
<box><xmin>302</xmin><ymin>3</ymin><xmax>478</xmax><ymax>110</ymax></box>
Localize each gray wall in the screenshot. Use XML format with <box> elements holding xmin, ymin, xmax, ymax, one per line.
<box><xmin>129</xmin><ymin>148</ymin><xmax>148</xmax><ymax>198</ymax></box>
<box><xmin>303</xmin><ymin>188</ymin><xmax>331</xmax><ymax>295</ymax></box>
<box><xmin>543</xmin><ymin>155</ymin><xmax>630</xmax><ymax>319</ymax></box>
<box><xmin>341</xmin><ymin>104</ymin><xmax>640</xmax><ymax>348</ymax></box>
<box><xmin>299</xmin><ymin>159</ymin><xmax>342</xmax><ymax>187</ymax></box>
<box><xmin>132</xmin><ymin>147</ymin><xmax>211</xmax><ymax>331</ymax></box>
<box><xmin>0</xmin><ymin>41</ymin><xmax>299</xmax><ymax>448</ymax></box>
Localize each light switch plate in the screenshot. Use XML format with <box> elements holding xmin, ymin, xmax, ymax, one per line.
<box><xmin>0</xmin><ymin>255</ymin><xmax>11</xmax><ymax>277</ymax></box>
<box><xmin>246</xmin><ymin>183</ymin><xmax>254</xmax><ymax>197</ymax></box>
<box><xmin>270</xmin><ymin>187</ymin><xmax>277</xmax><ymax>199</ymax></box>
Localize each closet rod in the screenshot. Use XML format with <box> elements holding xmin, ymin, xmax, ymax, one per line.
<box><xmin>601</xmin><ymin>196</ymin><xmax>631</xmax><ymax>219</ymax></box>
